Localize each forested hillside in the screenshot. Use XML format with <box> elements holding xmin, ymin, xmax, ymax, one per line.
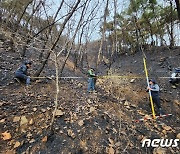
<box><xmin>0</xmin><ymin>0</ymin><xmax>180</xmax><ymax>154</ymax></box>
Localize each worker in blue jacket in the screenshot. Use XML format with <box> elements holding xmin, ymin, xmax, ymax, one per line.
<box><xmin>15</xmin><ymin>61</ymin><xmax>32</xmax><ymax>86</ymax></box>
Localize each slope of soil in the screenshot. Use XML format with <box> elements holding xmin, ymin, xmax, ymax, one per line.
<box><xmin>0</xmin><ymin>31</ymin><xmax>180</xmax><ymax>154</ymax></box>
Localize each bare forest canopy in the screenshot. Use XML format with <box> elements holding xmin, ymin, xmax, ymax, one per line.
<box><xmin>0</xmin><ymin>0</ymin><xmax>179</xmax><ymax>75</ymax></box>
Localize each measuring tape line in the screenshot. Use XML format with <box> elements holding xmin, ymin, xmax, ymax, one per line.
<box><xmin>30</xmin><ymin>76</ymin><xmax>179</xmax><ymax>79</ymax></box>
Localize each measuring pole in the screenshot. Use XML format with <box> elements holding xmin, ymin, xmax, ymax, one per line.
<box><xmin>143</xmin><ymin>57</ymin><xmax>156</xmax><ymax>119</ymax></box>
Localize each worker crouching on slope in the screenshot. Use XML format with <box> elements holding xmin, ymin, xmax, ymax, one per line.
<box><xmin>87</xmin><ymin>68</ymin><xmax>97</xmax><ymax>93</ymax></box>
<box><xmin>15</xmin><ymin>61</ymin><xmax>32</xmax><ymax>86</ymax></box>
<box><xmin>147</xmin><ymin>79</ymin><xmax>162</xmax><ymax>116</ymax></box>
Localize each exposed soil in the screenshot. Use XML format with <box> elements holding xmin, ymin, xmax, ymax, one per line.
<box><xmin>0</xmin><ymin>31</ymin><xmax>180</xmax><ymax>154</ymax></box>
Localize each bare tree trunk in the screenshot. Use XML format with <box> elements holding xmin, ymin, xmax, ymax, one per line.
<box><xmin>133</xmin><ymin>16</ymin><xmax>141</xmax><ymax>52</ymax></box>
<box><xmin>96</xmin><ymin>0</ymin><xmax>109</xmax><ymax>67</ymax></box>
<box><xmin>25</xmin><ymin>0</ymin><xmax>43</xmax><ymax>30</ymax></box>
<box><xmin>175</xmin><ymin>0</ymin><xmax>180</xmax><ymax>20</ymax></box>
<box><xmin>111</xmin><ymin>0</ymin><xmax>117</xmax><ymax>58</ymax></box>
<box><xmin>170</xmin><ymin>0</ymin><xmax>174</xmax><ymax>48</ymax></box>
<box><xmin>37</xmin><ymin>0</ymin><xmax>64</xmax><ymax>63</ymax></box>
<box><xmin>60</xmin><ymin>0</ymin><xmax>89</xmax><ymax>75</ymax></box>
<box><xmin>14</xmin><ymin>0</ymin><xmax>33</xmax><ymax>32</ymax></box>
<box><xmin>50</xmin><ymin>52</ymin><xmax>59</xmax><ymax>130</ymax></box>
<box><xmin>34</xmin><ymin>0</ymin><xmax>81</xmax><ymax>77</ymax></box>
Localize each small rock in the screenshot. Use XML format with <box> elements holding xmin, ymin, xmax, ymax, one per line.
<box><xmin>4</xmin><ymin>150</ymin><xmax>15</xmax><ymax>154</ymax></box>
<box><xmin>23</xmin><ymin>106</ymin><xmax>28</xmax><ymax>109</ymax></box>
<box><xmin>137</xmin><ymin>135</ymin><xmax>144</xmax><ymax>141</ymax></box>
<box><xmin>0</xmin><ymin>119</ymin><xmax>5</xmax><ymax>123</ymax></box>
<box><xmin>130</xmin><ymin>104</ymin><xmax>136</xmax><ymax>108</ymax></box>
<box><xmin>112</xmin><ymin>128</ymin><xmax>117</xmax><ymax>133</ymax></box>
<box><xmin>137</xmin><ymin>110</ymin><xmax>145</xmax><ymax>115</ymax></box>
<box><xmin>124</xmin><ymin>100</ymin><xmax>130</xmax><ymax>106</ymax></box>
<box><xmin>125</xmin><ymin>105</ymin><xmax>130</xmax><ymax>109</ymax></box>
<box><xmin>108</xmin><ymin>138</ymin><xmax>114</xmax><ymax>146</ymax></box>
<box><xmin>171</xmin><ymin>85</ymin><xmax>176</xmax><ymax>89</ymax></box>
<box><xmin>42</xmin><ymin>136</ymin><xmax>48</xmax><ymax>142</ymax></box>
<box><xmin>115</xmin><ymin>142</ymin><xmax>121</xmax><ymax>147</ymax></box>
<box><xmin>108</xmin><ymin>146</ymin><xmax>115</xmax><ymax>154</ymax></box>
<box><xmin>77</xmin><ymin>130</ymin><xmax>80</xmax><ymax>133</ymax></box>
<box><xmin>80</xmin><ymin>140</ymin><xmax>87</xmax><ymax>148</ymax></box>
<box><xmin>78</xmin><ymin>120</ymin><xmax>84</xmax><ymax>126</ymax></box>
<box><xmin>20</xmin><ymin>116</ymin><xmax>28</xmax><ymax>126</ymax></box>
<box><xmin>26</xmin><ymin>133</ymin><xmax>32</xmax><ymax>138</ymax></box>
<box><xmin>55</xmin><ymin>127</ymin><xmax>59</xmax><ymax>130</ymax></box>
<box><xmin>0</xmin><ymin>102</ymin><xmax>4</xmax><ymax>106</ymax></box>
<box><xmin>33</xmin><ymin>108</ymin><xmax>37</xmax><ymax>112</ymax></box>
<box><xmin>176</xmin><ymin>133</ymin><xmax>180</xmax><ymax>139</ymax></box>
<box><xmin>29</xmin><ymin>139</ymin><xmax>35</xmax><ymax>143</ymax></box>
<box><xmin>174</xmin><ymin>100</ymin><xmax>179</xmax><ymax>106</ymax></box>
<box><xmin>29</xmin><ymin>119</ymin><xmax>34</xmax><ymax>125</ymax></box>
<box><xmin>55</xmin><ymin>109</ymin><xmax>64</xmax><ymax>116</ymax></box>
<box><xmin>13</xmin><ymin>116</ymin><xmax>20</xmax><ymax>122</ymax></box>
<box><xmin>153</xmin><ymin>147</ymin><xmax>167</xmax><ymax>154</ymax></box>
<box><xmin>144</xmin><ymin>114</ymin><xmax>151</xmax><ymax>119</ymax></box>
<box><xmin>162</xmin><ymin>130</ymin><xmax>166</xmax><ymax>135</ymax></box>
<box><xmin>67</xmin><ymin>129</ymin><xmax>75</xmax><ymax>139</ymax></box>
<box><xmin>120</xmin><ymin>131</ymin><xmax>126</xmax><ymax>135</ymax></box>
<box><xmin>87</xmin><ymin>99</ymin><xmax>93</xmax><ymax>104</ymax></box>
<box><xmin>1</xmin><ymin>131</ymin><xmax>12</xmax><ymax>140</ymax></box>
<box><xmin>14</xmin><ymin>141</ymin><xmax>21</xmax><ymax>148</ymax></box>
<box><xmin>162</xmin><ymin>125</ymin><xmax>172</xmax><ymax>131</ymax></box>
<box><xmin>47</xmin><ymin>107</ymin><xmax>51</xmax><ymax>110</ymax></box>
<box><xmin>130</xmin><ymin>79</ymin><xmax>135</xmax><ymax>83</ymax></box>
<box><xmin>41</xmin><ymin>109</ymin><xmax>46</xmax><ymax>113</ymax></box>
<box><xmin>90</xmin><ymin>107</ymin><xmax>96</xmax><ymax>113</ymax></box>
<box><xmin>77</xmin><ymin>83</ymin><xmax>83</xmax><ymax>87</ymax></box>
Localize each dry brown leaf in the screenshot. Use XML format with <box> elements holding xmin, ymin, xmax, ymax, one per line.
<box><xmin>13</xmin><ymin>116</ymin><xmax>20</xmax><ymax>122</ymax></box>
<box><xmin>14</xmin><ymin>141</ymin><xmax>21</xmax><ymax>148</ymax></box>
<box><xmin>29</xmin><ymin>119</ymin><xmax>34</xmax><ymax>125</ymax></box>
<box><xmin>80</xmin><ymin>140</ymin><xmax>87</xmax><ymax>147</ymax></box>
<box><xmin>67</xmin><ymin>129</ymin><xmax>75</xmax><ymax>138</ymax></box>
<box><xmin>108</xmin><ymin>138</ymin><xmax>114</xmax><ymax>145</ymax></box>
<box><xmin>176</xmin><ymin>133</ymin><xmax>180</xmax><ymax>140</ymax></box>
<box><xmin>78</xmin><ymin>120</ymin><xmax>84</xmax><ymax>126</ymax></box>
<box><xmin>1</xmin><ymin>131</ymin><xmax>12</xmax><ymax>140</ymax></box>
<box><xmin>115</xmin><ymin>142</ymin><xmax>121</xmax><ymax>147</ymax></box>
<box><xmin>0</xmin><ymin>119</ymin><xmax>5</xmax><ymax>123</ymax></box>
<box><xmin>5</xmin><ymin>150</ymin><xmax>15</xmax><ymax>154</ymax></box>
<box><xmin>42</xmin><ymin>136</ymin><xmax>48</xmax><ymax>142</ymax></box>
<box><xmin>108</xmin><ymin>146</ymin><xmax>115</xmax><ymax>154</ymax></box>
<box><xmin>90</xmin><ymin>107</ymin><xmax>95</xmax><ymax>112</ymax></box>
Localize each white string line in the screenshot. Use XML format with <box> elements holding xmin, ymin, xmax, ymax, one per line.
<box><xmin>31</xmin><ymin>76</ymin><xmax>180</xmax><ymax>79</ymax></box>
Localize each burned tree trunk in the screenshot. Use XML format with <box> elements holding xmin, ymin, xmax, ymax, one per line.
<box><xmin>175</xmin><ymin>0</ymin><xmax>180</xmax><ymax>20</ymax></box>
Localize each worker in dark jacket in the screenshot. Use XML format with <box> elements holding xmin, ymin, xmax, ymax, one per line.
<box><xmin>87</xmin><ymin>68</ymin><xmax>96</xmax><ymax>93</ymax></box>
<box><xmin>15</xmin><ymin>61</ymin><xmax>32</xmax><ymax>86</ymax></box>
<box><xmin>147</xmin><ymin>79</ymin><xmax>162</xmax><ymax>116</ymax></box>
